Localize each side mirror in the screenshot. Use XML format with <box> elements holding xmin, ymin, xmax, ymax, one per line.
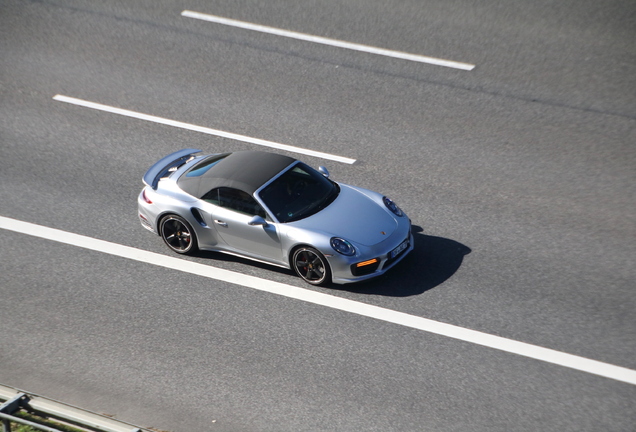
<box><xmin>318</xmin><ymin>166</ymin><xmax>330</xmax><ymax>178</ymax></box>
<box><xmin>248</xmin><ymin>215</ymin><xmax>268</xmax><ymax>226</ymax></box>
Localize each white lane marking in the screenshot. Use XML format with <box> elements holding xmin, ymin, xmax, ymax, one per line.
<box><xmin>2</xmin><ymin>214</ymin><xmax>635</xmax><ymax>386</ymax></box>
<box><xmin>52</xmin><ymin>95</ymin><xmax>356</xmax><ymax>165</ymax></box>
<box><xmin>182</xmin><ymin>10</ymin><xmax>475</xmax><ymax>71</ymax></box>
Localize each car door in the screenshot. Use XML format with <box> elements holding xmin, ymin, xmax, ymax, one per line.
<box><xmin>203</xmin><ymin>187</ymin><xmax>285</xmax><ymax>264</ymax></box>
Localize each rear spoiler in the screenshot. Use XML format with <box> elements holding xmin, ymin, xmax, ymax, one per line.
<box><xmin>143</xmin><ymin>148</ymin><xmax>202</xmax><ymax>189</ymax></box>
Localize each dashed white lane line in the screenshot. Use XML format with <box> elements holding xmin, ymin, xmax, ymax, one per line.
<box><xmin>52</xmin><ymin>95</ymin><xmax>356</xmax><ymax>165</ymax></box>
<box><xmin>181</xmin><ymin>10</ymin><xmax>475</xmax><ymax>71</ymax></box>
<box><xmin>1</xmin><ymin>215</ymin><xmax>635</xmax><ymax>386</ymax></box>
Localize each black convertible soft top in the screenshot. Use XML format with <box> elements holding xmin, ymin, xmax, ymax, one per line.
<box><xmin>177</xmin><ymin>151</ymin><xmax>297</xmax><ymax>198</ymax></box>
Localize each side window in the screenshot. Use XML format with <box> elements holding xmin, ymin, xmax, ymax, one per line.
<box><xmin>203</xmin><ymin>187</ymin><xmax>267</xmax><ymax>218</ymax></box>
<box><xmin>201</xmin><ymin>188</ymin><xmax>220</xmax><ymax>205</ymax></box>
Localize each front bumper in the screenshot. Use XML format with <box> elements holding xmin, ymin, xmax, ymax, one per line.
<box><xmin>329</xmin><ymin>227</ymin><xmax>414</xmax><ymax>285</ymax></box>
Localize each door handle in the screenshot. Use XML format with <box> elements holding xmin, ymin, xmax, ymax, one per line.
<box><xmin>214</xmin><ymin>219</ymin><xmax>228</xmax><ymax>227</ymax></box>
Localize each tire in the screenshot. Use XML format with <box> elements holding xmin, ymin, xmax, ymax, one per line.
<box><xmin>292</xmin><ymin>247</ymin><xmax>331</xmax><ymax>286</ymax></box>
<box><xmin>160</xmin><ymin>215</ymin><xmax>198</xmax><ymax>255</ymax></box>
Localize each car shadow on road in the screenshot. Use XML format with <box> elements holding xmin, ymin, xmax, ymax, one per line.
<box><xmin>191</xmin><ymin>225</ymin><xmax>470</xmax><ymax>297</ymax></box>
<box><xmin>330</xmin><ymin>225</ymin><xmax>471</xmax><ymax>297</ymax></box>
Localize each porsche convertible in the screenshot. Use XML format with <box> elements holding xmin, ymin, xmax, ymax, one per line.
<box><xmin>138</xmin><ymin>149</ymin><xmax>413</xmax><ymax>285</ymax></box>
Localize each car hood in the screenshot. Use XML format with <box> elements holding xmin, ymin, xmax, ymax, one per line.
<box><xmin>289</xmin><ymin>184</ymin><xmax>398</xmax><ymax>246</ymax></box>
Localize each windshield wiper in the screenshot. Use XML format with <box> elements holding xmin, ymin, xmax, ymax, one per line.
<box><xmin>316</xmin><ymin>183</ymin><xmax>340</xmax><ymax>211</ymax></box>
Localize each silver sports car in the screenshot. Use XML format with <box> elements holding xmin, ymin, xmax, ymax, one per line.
<box><xmin>138</xmin><ymin>149</ymin><xmax>413</xmax><ymax>285</ymax></box>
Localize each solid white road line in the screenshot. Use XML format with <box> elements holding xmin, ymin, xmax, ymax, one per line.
<box><xmin>52</xmin><ymin>95</ymin><xmax>356</xmax><ymax>165</ymax></box>
<box><xmin>181</xmin><ymin>10</ymin><xmax>475</xmax><ymax>71</ymax></box>
<box><xmin>2</xmin><ymin>214</ymin><xmax>635</xmax><ymax>386</ymax></box>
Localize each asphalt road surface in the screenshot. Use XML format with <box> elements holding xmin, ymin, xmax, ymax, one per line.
<box><xmin>1</xmin><ymin>1</ymin><xmax>635</xmax><ymax>431</ymax></box>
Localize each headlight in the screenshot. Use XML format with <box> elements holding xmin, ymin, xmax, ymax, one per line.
<box><xmin>383</xmin><ymin>196</ymin><xmax>403</xmax><ymax>217</ymax></box>
<box><xmin>330</xmin><ymin>237</ymin><xmax>355</xmax><ymax>256</ymax></box>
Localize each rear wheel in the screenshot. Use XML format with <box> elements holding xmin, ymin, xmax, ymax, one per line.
<box><xmin>160</xmin><ymin>215</ymin><xmax>198</xmax><ymax>255</ymax></box>
<box><xmin>292</xmin><ymin>247</ymin><xmax>331</xmax><ymax>286</ymax></box>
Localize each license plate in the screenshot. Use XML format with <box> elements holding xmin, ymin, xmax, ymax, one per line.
<box><xmin>389</xmin><ymin>239</ymin><xmax>409</xmax><ymax>259</ymax></box>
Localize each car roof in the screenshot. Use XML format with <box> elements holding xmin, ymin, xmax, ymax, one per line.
<box><xmin>176</xmin><ymin>150</ymin><xmax>297</xmax><ymax>198</ymax></box>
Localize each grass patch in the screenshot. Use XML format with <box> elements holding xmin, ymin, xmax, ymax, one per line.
<box><xmin>9</xmin><ymin>412</ymin><xmax>86</xmax><ymax>432</ymax></box>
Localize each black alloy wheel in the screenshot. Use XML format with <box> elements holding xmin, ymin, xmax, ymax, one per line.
<box><xmin>292</xmin><ymin>247</ymin><xmax>331</xmax><ymax>286</ymax></box>
<box><xmin>160</xmin><ymin>215</ymin><xmax>198</xmax><ymax>254</ymax></box>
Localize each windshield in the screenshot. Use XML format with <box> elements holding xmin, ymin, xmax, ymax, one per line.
<box><xmin>258</xmin><ymin>162</ymin><xmax>339</xmax><ymax>223</ymax></box>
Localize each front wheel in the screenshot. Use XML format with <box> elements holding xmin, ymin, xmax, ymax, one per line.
<box><xmin>160</xmin><ymin>215</ymin><xmax>198</xmax><ymax>255</ymax></box>
<box><xmin>292</xmin><ymin>247</ymin><xmax>331</xmax><ymax>286</ymax></box>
